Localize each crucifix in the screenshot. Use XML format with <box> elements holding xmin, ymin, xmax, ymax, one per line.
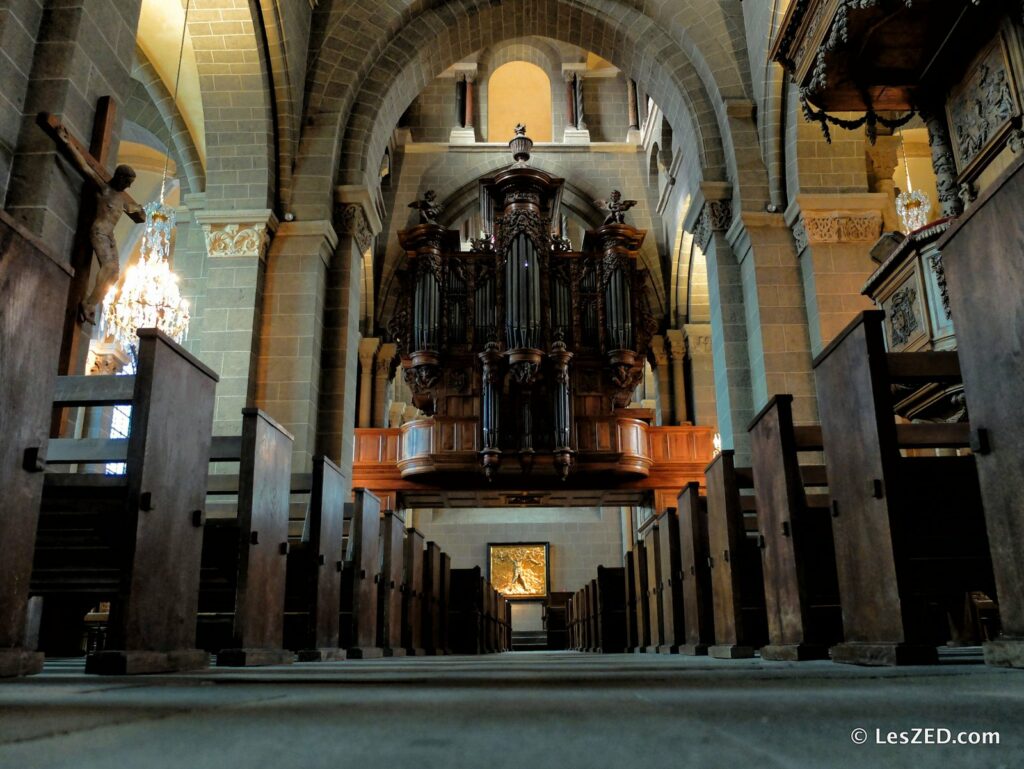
<box><xmin>36</xmin><ymin>97</ymin><xmax>146</xmax><ymax>380</ymax></box>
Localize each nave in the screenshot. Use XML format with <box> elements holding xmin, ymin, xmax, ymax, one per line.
<box><xmin>1</xmin><ymin>652</ymin><xmax>1020</xmax><ymax>769</ymax></box>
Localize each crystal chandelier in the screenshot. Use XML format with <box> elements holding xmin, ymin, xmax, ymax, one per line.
<box><xmin>895</xmin><ymin>128</ymin><xmax>932</xmax><ymax>233</ymax></box>
<box><xmin>102</xmin><ymin>200</ymin><xmax>190</xmax><ymax>355</ymax></box>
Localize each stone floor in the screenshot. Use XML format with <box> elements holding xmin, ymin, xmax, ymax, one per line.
<box><xmin>0</xmin><ymin>651</ymin><xmax>1021</xmax><ymax>769</ymax></box>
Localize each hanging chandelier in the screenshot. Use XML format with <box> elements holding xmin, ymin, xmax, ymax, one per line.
<box><xmin>895</xmin><ymin>127</ymin><xmax>932</xmax><ymax>234</ymax></box>
<box><xmin>102</xmin><ymin>200</ymin><xmax>190</xmax><ymax>354</ymax></box>
<box><xmin>101</xmin><ymin>0</ymin><xmax>192</xmax><ymax>357</ymax></box>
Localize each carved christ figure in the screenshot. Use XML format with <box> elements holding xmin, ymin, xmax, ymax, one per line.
<box><xmin>594</xmin><ymin>189</ymin><xmax>637</xmax><ymax>225</ymax></box>
<box><xmin>57</xmin><ymin>122</ymin><xmax>143</xmax><ymax>324</ymax></box>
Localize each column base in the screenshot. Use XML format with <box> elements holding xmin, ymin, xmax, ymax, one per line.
<box><xmin>383</xmin><ymin>647</ymin><xmax>407</xmax><ymax>657</ymax></box>
<box><xmin>346</xmin><ymin>646</ymin><xmax>384</xmax><ymax>659</ymax></box>
<box><xmin>424</xmin><ymin>648</ymin><xmax>447</xmax><ymax>656</ymax></box>
<box><xmin>216</xmin><ymin>648</ymin><xmax>295</xmax><ymax>667</ymax></box>
<box><xmin>657</xmin><ymin>644</ymin><xmax>680</xmax><ymax>655</ymax></box>
<box><xmin>86</xmin><ymin>649</ymin><xmax>209</xmax><ymax>675</ymax></box>
<box><xmin>625</xmin><ymin>127</ymin><xmax>642</xmax><ymax>145</ymax></box>
<box><xmin>829</xmin><ymin>642</ymin><xmax>938</xmax><ymax>667</ymax></box>
<box><xmin>449</xmin><ymin>127</ymin><xmax>476</xmax><ymax>144</ymax></box>
<box><xmin>405</xmin><ymin>647</ymin><xmax>426</xmax><ymax>656</ymax></box>
<box><xmin>983</xmin><ymin>637</ymin><xmax>1024</xmax><ymax>668</ymax></box>
<box><xmin>677</xmin><ymin>643</ymin><xmax>709</xmax><ymax>656</ymax></box>
<box><xmin>761</xmin><ymin>643</ymin><xmax>830</xmax><ymax>661</ymax></box>
<box><xmin>708</xmin><ymin>644</ymin><xmax>756</xmax><ymax>659</ymax></box>
<box><xmin>0</xmin><ymin>648</ymin><xmax>45</xmax><ymax>677</ymax></box>
<box><xmin>644</xmin><ymin>644</ymin><xmax>661</xmax><ymax>654</ymax></box>
<box><xmin>632</xmin><ymin>646</ymin><xmax>648</xmax><ymax>654</ymax></box>
<box><xmin>296</xmin><ymin>648</ymin><xmax>347</xmax><ymax>662</ymax></box>
<box><xmin>563</xmin><ymin>128</ymin><xmax>591</xmax><ymax>144</ymax></box>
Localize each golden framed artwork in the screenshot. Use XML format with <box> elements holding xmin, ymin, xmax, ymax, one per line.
<box><xmin>488</xmin><ymin>542</ymin><xmax>550</xmax><ymax>600</ymax></box>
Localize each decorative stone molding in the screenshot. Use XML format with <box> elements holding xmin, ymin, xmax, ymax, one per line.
<box><xmin>784</xmin><ymin>193</ymin><xmax>889</xmax><ymax>253</ymax></box>
<box><xmin>194</xmin><ymin>209</ymin><xmax>278</xmax><ymax>261</ymax></box>
<box><xmin>665</xmin><ymin>328</ymin><xmax>686</xmax><ymax>360</ymax></box>
<box><xmin>86</xmin><ymin>342</ymin><xmax>129</xmax><ymax>376</ymax></box>
<box><xmin>338</xmin><ymin>203</ymin><xmax>374</xmax><ymax>253</ymax></box>
<box><xmin>649</xmin><ymin>334</ymin><xmax>668</xmax><ymax>366</ymax></box>
<box><xmin>684</xmin><ymin>324</ymin><xmax>712</xmax><ymax>356</ymax></box>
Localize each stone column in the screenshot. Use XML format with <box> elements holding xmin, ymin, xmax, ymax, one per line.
<box><xmin>562</xmin><ymin>64</ymin><xmax>590</xmax><ymax>144</ymax></box>
<box><xmin>193</xmin><ymin>208</ymin><xmax>278</xmax><ymax>439</ymax></box>
<box><xmin>626</xmin><ymin>79</ymin><xmax>642</xmax><ymax>144</ymax></box>
<box><xmin>256</xmin><ymin>219</ymin><xmax>337</xmax><ymax>471</ymax></box>
<box><xmin>683</xmin><ymin>324</ymin><xmax>715</xmax><ymax>428</ymax></box>
<box><xmin>785</xmin><ymin>194</ymin><xmax>888</xmax><ymax>354</ymax></box>
<box><xmin>465</xmin><ymin>74</ymin><xmax>475</xmax><ymax>129</ymax></box>
<box><xmin>649</xmin><ymin>335</ymin><xmax>672</xmax><ymax>425</ymax></box>
<box><xmin>317</xmin><ymin>197</ymin><xmax>378</xmax><ymax>494</ymax></box>
<box><xmin>688</xmin><ymin>187</ymin><xmax>752</xmax><ymax>459</ymax></box>
<box><xmin>357</xmin><ymin>337</ymin><xmax>380</xmax><ymax>428</ymax></box>
<box><xmin>665</xmin><ymin>329</ymin><xmax>688</xmax><ymax>425</ymax></box>
<box><xmin>374</xmin><ymin>342</ymin><xmax>397</xmax><ymax>427</ymax></box>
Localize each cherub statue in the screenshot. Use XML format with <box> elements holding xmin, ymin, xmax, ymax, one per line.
<box><xmin>57</xmin><ymin>123</ymin><xmax>143</xmax><ymax>325</ymax></box>
<box><xmin>594</xmin><ymin>189</ymin><xmax>638</xmax><ymax>225</ymax></box>
<box><xmin>408</xmin><ymin>189</ymin><xmax>443</xmax><ymax>225</ymax></box>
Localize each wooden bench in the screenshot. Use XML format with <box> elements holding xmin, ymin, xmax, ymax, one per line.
<box><xmin>440</xmin><ymin>552</ymin><xmax>453</xmax><ymax>654</ymax></box>
<box><xmin>545</xmin><ymin>592</ymin><xmax>571</xmax><ymax>650</ymax></box>
<box><xmin>630</xmin><ymin>539</ymin><xmax>651</xmax><ymax>653</ymax></box>
<box><xmin>813</xmin><ymin>310</ymin><xmax>996</xmax><ymax>665</ymax></box>
<box><xmin>641</xmin><ymin>520</ymin><xmax>664</xmax><ymax>653</ymax></box>
<box><xmin>422</xmin><ymin>541</ymin><xmax>444</xmax><ymax>655</ymax></box>
<box><xmin>623</xmin><ymin>551</ymin><xmax>639</xmax><ymax>652</ymax></box>
<box><xmin>749</xmin><ymin>395</ymin><xmax>842</xmax><ymax>661</ymax></box>
<box><xmin>1</xmin><ymin>212</ymin><xmax>71</xmax><ymax>677</ymax></box>
<box><xmin>200</xmin><ymin>408</ymin><xmax>294</xmax><ymax>667</ymax></box>
<box><xmin>594</xmin><ymin>566</ymin><xmax>628</xmax><ymax>652</ymax></box>
<box><xmin>33</xmin><ymin>329</ymin><xmax>217</xmax><ymax>674</ymax></box>
<box><xmin>339</xmin><ymin>489</ymin><xmax>384</xmax><ymax>658</ymax></box>
<box><xmin>677</xmin><ymin>482</ymin><xmax>716</xmax><ymax>655</ymax></box>
<box><xmin>705</xmin><ymin>451</ymin><xmax>769</xmax><ymax>658</ymax></box>
<box><xmin>652</xmin><ymin>508</ymin><xmax>686</xmax><ymax>654</ymax></box>
<box><xmin>936</xmin><ymin>156</ymin><xmax>1024</xmax><ymax>668</ymax></box>
<box><xmin>376</xmin><ymin>510</ymin><xmax>406</xmax><ymax>656</ymax></box>
<box><xmin>402</xmin><ymin>528</ymin><xmax>426</xmax><ymax>655</ymax></box>
<box><xmin>448</xmin><ymin>566</ymin><xmax>483</xmax><ymax>653</ymax></box>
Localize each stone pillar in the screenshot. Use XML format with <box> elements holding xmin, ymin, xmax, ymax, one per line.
<box><xmin>465</xmin><ymin>74</ymin><xmax>475</xmax><ymax>129</ymax></box>
<box><xmin>665</xmin><ymin>329</ymin><xmax>688</xmax><ymax>425</ymax></box>
<box><xmin>785</xmin><ymin>194</ymin><xmax>888</xmax><ymax>354</ymax></box>
<box><xmin>922</xmin><ymin>108</ymin><xmax>964</xmax><ymax>219</ymax></box>
<box><xmin>683</xmin><ymin>324</ymin><xmax>716</xmax><ymax>429</ymax></box>
<box><xmin>688</xmin><ymin>187</ymin><xmax>752</xmax><ymax>460</ymax></box>
<box><xmin>317</xmin><ymin>196</ymin><xmax>378</xmax><ymax>492</ymax></box>
<box><xmin>256</xmin><ymin>219</ymin><xmax>337</xmax><ymax>471</ymax></box>
<box><xmin>564</xmin><ymin>72</ymin><xmax>577</xmax><ymax>129</ymax></box>
<box><xmin>626</xmin><ymin>79</ymin><xmax>642</xmax><ymax>144</ymax></box>
<box><xmin>374</xmin><ymin>342</ymin><xmax>397</xmax><ymax>427</ymax></box>
<box><xmin>357</xmin><ymin>337</ymin><xmax>380</xmax><ymax>428</ymax></box>
<box><xmin>865</xmin><ymin>134</ymin><xmax>901</xmax><ymax>227</ymax></box>
<box><xmin>562</xmin><ymin>64</ymin><xmax>590</xmax><ymax>144</ymax></box>
<box><xmin>649</xmin><ymin>335</ymin><xmax>672</xmax><ymax>426</ymax></box>
<box><xmin>194</xmin><ymin>209</ymin><xmax>277</xmax><ymax>439</ymax></box>
<box><xmin>726</xmin><ymin>204</ymin><xmax>817</xmax><ymax>433</ymax></box>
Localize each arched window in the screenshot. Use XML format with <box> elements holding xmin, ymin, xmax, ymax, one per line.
<box><xmin>487</xmin><ymin>61</ymin><xmax>552</xmax><ymax>141</ymax></box>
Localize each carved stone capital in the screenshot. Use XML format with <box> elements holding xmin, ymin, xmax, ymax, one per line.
<box><xmin>358</xmin><ymin>337</ymin><xmax>381</xmax><ymax>367</ymax></box>
<box><xmin>195</xmin><ymin>209</ymin><xmax>278</xmax><ymax>260</ymax></box>
<box><xmin>649</xmin><ymin>334</ymin><xmax>669</xmax><ymax>366</ymax></box>
<box><xmin>375</xmin><ymin>342</ymin><xmax>398</xmax><ymax>377</ymax></box>
<box><xmin>86</xmin><ymin>342</ymin><xmax>130</xmax><ymax>375</ymax></box>
<box><xmin>694</xmin><ymin>199</ymin><xmax>732</xmax><ymax>251</ymax></box>
<box><xmin>338</xmin><ymin>203</ymin><xmax>374</xmax><ymax>253</ymax></box>
<box><xmin>684</xmin><ymin>323</ymin><xmax>712</xmax><ymax>356</ymax></box>
<box><xmin>665</xmin><ymin>328</ymin><xmax>686</xmax><ymax>361</ymax></box>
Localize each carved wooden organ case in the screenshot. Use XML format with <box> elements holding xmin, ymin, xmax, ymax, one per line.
<box><xmin>390</xmin><ymin>143</ymin><xmax>658</xmax><ymax>482</ymax></box>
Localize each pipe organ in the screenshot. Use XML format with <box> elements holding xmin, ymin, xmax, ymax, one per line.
<box><xmin>390</xmin><ymin>127</ymin><xmax>659</xmax><ymax>482</ymax></box>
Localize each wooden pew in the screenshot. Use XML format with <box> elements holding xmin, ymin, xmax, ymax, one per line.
<box><xmin>377</xmin><ymin>510</ymin><xmax>406</xmax><ymax>656</ymax></box>
<box><xmin>936</xmin><ymin>159</ymin><xmax>1024</xmax><ymax>668</ymax></box>
<box><xmin>653</xmin><ymin>509</ymin><xmax>686</xmax><ymax>654</ymax></box>
<box><xmin>567</xmin><ymin>592</ymin><xmax>576</xmax><ymax>649</ymax></box>
<box><xmin>439</xmin><ymin>552</ymin><xmax>452</xmax><ymax>655</ymax></box>
<box><xmin>595</xmin><ymin>566</ymin><xmax>628</xmax><ymax>653</ymax></box>
<box><xmin>623</xmin><ymin>551</ymin><xmax>639</xmax><ymax>652</ymax></box>
<box><xmin>200</xmin><ymin>408</ymin><xmax>294</xmax><ymax>667</ymax></box>
<box><xmin>401</xmin><ymin>527</ymin><xmax>426</xmax><ymax>655</ymax></box>
<box><xmin>642</xmin><ymin>521</ymin><xmax>664</xmax><ymax>653</ymax></box>
<box><xmin>813</xmin><ymin>310</ymin><xmax>995</xmax><ymax>665</ymax></box>
<box><xmin>448</xmin><ymin>566</ymin><xmax>482</xmax><ymax>653</ymax></box>
<box><xmin>285</xmin><ymin>457</ymin><xmax>346</xmax><ymax>661</ymax></box>
<box><xmin>340</xmin><ymin>489</ymin><xmax>384</xmax><ymax>658</ymax></box>
<box><xmin>1</xmin><ymin>212</ymin><xmax>70</xmax><ymax>677</ymax></box>
<box><xmin>749</xmin><ymin>395</ymin><xmax>842</xmax><ymax>661</ymax></box>
<box><xmin>631</xmin><ymin>540</ymin><xmax>651</xmax><ymax>653</ymax></box>
<box><xmin>422</xmin><ymin>541</ymin><xmax>444</xmax><ymax>655</ymax></box>
<box><xmin>705</xmin><ymin>451</ymin><xmax>769</xmax><ymax>658</ymax></box>
<box><xmin>503</xmin><ymin>596</ymin><xmax>512</xmax><ymax>651</ymax></box>
<box><xmin>33</xmin><ymin>329</ymin><xmax>216</xmax><ymax>674</ymax></box>
<box><xmin>544</xmin><ymin>592</ymin><xmax>571</xmax><ymax>650</ymax></box>
<box><xmin>677</xmin><ymin>483</ymin><xmax>716</xmax><ymax>655</ymax></box>
<box><xmin>587</xmin><ymin>580</ymin><xmax>599</xmax><ymax>652</ymax></box>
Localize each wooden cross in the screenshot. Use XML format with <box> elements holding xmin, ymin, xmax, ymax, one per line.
<box><xmin>35</xmin><ymin>97</ymin><xmax>145</xmax><ymax>382</ymax></box>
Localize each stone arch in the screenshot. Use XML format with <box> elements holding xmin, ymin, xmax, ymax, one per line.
<box><xmin>476</xmin><ymin>37</ymin><xmax>565</xmax><ymax>141</ymax></box>
<box><xmin>486</xmin><ymin>61</ymin><xmax>554</xmax><ymax>142</ymax></box>
<box><xmin>186</xmin><ymin>0</ymin><xmax>276</xmax><ymax>210</ymax></box>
